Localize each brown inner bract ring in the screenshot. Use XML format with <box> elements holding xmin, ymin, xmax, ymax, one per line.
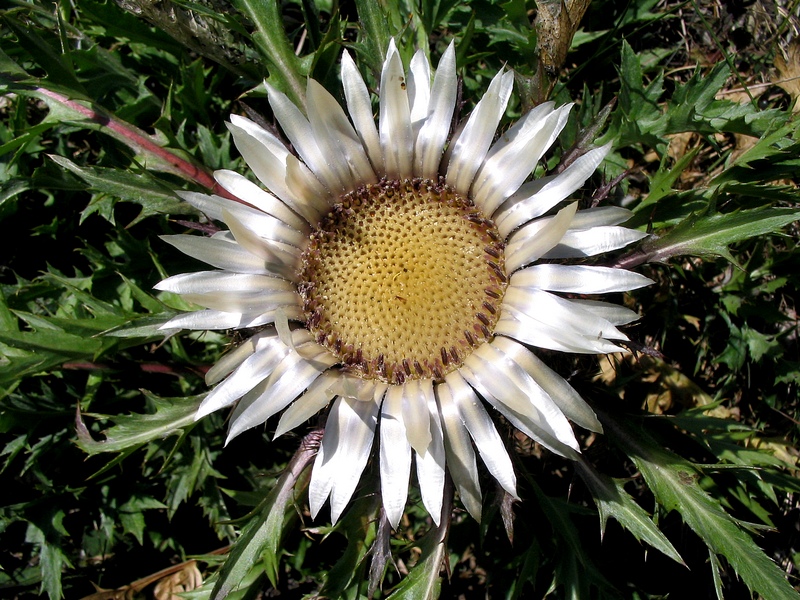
<box><xmin>298</xmin><ymin>178</ymin><xmax>507</xmax><ymax>385</ymax></box>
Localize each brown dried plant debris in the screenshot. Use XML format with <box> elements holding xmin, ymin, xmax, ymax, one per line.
<box><xmin>775</xmin><ymin>39</ymin><xmax>800</xmax><ymax>112</ymax></box>
<box><xmin>597</xmin><ymin>352</ymin><xmax>738</xmax><ymax>419</ymax></box>
<box><xmin>79</xmin><ymin>556</ymin><xmax>215</xmax><ymax>600</ymax></box>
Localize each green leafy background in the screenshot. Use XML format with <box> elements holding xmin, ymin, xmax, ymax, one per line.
<box><xmin>1</xmin><ymin>0</ymin><xmax>799</xmax><ymax>598</ymax></box>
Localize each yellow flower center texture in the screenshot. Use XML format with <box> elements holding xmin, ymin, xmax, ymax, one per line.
<box><xmin>299</xmin><ymin>178</ymin><xmax>507</xmax><ymax>384</ymax></box>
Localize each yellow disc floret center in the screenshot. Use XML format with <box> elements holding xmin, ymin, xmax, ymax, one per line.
<box><xmin>299</xmin><ymin>178</ymin><xmax>506</xmax><ymax>384</ymax></box>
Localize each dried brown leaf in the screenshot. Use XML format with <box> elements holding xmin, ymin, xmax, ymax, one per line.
<box><xmin>79</xmin><ymin>558</ymin><xmax>208</xmax><ymax>600</ymax></box>
<box><xmin>153</xmin><ymin>562</ymin><xmax>203</xmax><ymax>600</ymax></box>
<box><xmin>775</xmin><ymin>41</ymin><xmax>800</xmax><ymax>113</ymax></box>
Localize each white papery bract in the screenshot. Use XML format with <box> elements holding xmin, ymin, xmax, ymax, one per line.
<box><xmin>156</xmin><ymin>40</ymin><xmax>651</xmax><ymax>528</ymax></box>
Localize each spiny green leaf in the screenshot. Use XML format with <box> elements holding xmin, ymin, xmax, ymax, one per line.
<box><xmin>14</xmin><ymin>312</ymin><xmax>128</xmax><ymax>337</ymax></box>
<box><xmin>119</xmin><ymin>495</ymin><xmax>168</xmax><ymax>545</ymax></box>
<box><xmin>76</xmin><ymin>392</ymin><xmax>203</xmax><ymax>455</ymax></box>
<box><xmin>613</xmin><ymin>41</ymin><xmax>665</xmax><ymax>149</ymax></box>
<box><xmin>0</xmin><ymin>328</ymin><xmax>106</xmax><ymax>356</ymax></box>
<box><xmin>319</xmin><ymin>492</ymin><xmax>380</xmax><ymax>598</ymax></box>
<box><xmin>0</xmin><ymin>289</ymin><xmax>18</xmax><ymax>332</ymax></box>
<box><xmin>231</xmin><ymin>0</ymin><xmax>307</xmax><ymax>108</ymax></box>
<box><xmin>48</xmin><ymin>155</ymin><xmax>192</xmax><ymax>225</ymax></box>
<box><xmin>386</xmin><ymin>485</ymin><xmax>453</xmax><ymax>600</ymax></box>
<box><xmin>165</xmin><ymin>437</ymin><xmax>228</xmax><ymax>519</ymax></box>
<box><xmin>720</xmin><ymin>122</ymin><xmax>800</xmax><ymax>168</ymax></box>
<box><xmin>100</xmin><ymin>315</ymin><xmax>176</xmax><ymax>339</ymax></box>
<box><xmin>0</xmin><ymin>353</ymin><xmax>66</xmax><ymax>391</ymax></box>
<box><xmin>709</xmin><ymin>550</ymin><xmax>725</xmax><ymax>600</ymax></box>
<box><xmin>43</xmin><ymin>271</ymin><xmax>123</xmax><ymax>316</ymax></box>
<box><xmin>352</xmin><ymin>0</ymin><xmax>400</xmax><ymax>78</ymax></box>
<box><xmin>0</xmin><ymin>122</ymin><xmax>55</xmax><ymax>158</ymax></box>
<box><xmin>210</xmin><ymin>432</ymin><xmax>319</xmax><ymax>599</ymax></box>
<box><xmin>611</xmin><ymin>42</ymin><xmax>788</xmax><ymax>151</ymax></box>
<box><xmin>522</xmin><ymin>476</ymin><xmax>615</xmax><ymax>597</ymax></box>
<box><xmin>416</xmin><ymin>0</ymin><xmax>463</xmax><ymax>36</ymax></box>
<box><xmin>117</xmin><ymin>273</ymin><xmax>165</xmax><ymax>314</ymax></box>
<box><xmin>0</xmin><ymin>44</ymin><xmax>29</xmax><ymax>79</ymax></box>
<box><xmin>663</xmin><ymin>63</ymin><xmax>731</xmax><ymax>133</ymax></box>
<box><xmin>631</xmin><ymin>147</ymin><xmax>700</xmax><ymax>219</ymax></box>
<box><xmin>25</xmin><ymin>507</ymin><xmax>74</xmax><ymax>600</ymax></box>
<box><xmin>2</xmin><ymin>14</ymin><xmax>86</xmax><ymax>94</ymax></box>
<box><xmin>508</xmin><ymin>537</ymin><xmax>541</xmax><ymax>600</ymax></box>
<box><xmin>638</xmin><ymin>207</ymin><xmax>800</xmax><ymax>264</ymax></box>
<box><xmin>385</xmin><ymin>521</ymin><xmax>447</xmax><ymax>600</ymax></box>
<box><xmin>576</xmin><ymin>460</ymin><xmax>684</xmax><ymax>565</ymax></box>
<box><xmin>603</xmin><ymin>412</ymin><xmax>800</xmax><ymax>600</ymax></box>
<box><xmin>0</xmin><ymin>435</ymin><xmax>27</xmax><ymax>474</ymax></box>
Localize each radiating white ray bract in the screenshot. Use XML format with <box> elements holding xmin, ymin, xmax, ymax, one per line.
<box><xmin>157</xmin><ymin>40</ymin><xmax>651</xmax><ymax>528</ymax></box>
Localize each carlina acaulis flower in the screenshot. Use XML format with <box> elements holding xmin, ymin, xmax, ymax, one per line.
<box><xmin>155</xmin><ymin>39</ymin><xmax>652</xmax><ymax>527</ymax></box>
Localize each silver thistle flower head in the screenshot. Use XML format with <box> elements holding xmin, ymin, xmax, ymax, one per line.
<box><xmin>156</xmin><ymin>40</ymin><xmax>651</xmax><ymax>527</ymax></box>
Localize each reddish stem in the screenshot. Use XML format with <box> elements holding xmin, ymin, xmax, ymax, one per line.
<box><xmin>36</xmin><ymin>87</ymin><xmax>238</xmax><ymax>201</ymax></box>
<box><xmin>62</xmin><ymin>360</ymin><xmax>209</xmax><ymax>377</ymax></box>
